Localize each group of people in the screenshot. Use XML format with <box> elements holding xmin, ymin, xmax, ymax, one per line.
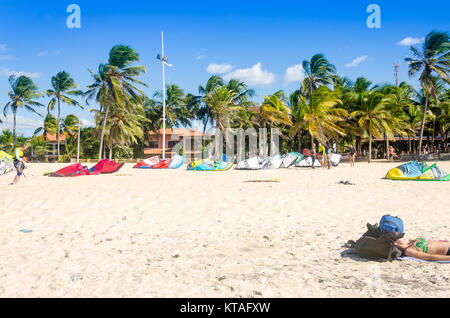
<box><xmin>303</xmin><ymin>142</ymin><xmax>358</xmax><ymax>169</ymax></box>
<box><xmin>304</xmin><ymin>143</ymin><xmax>334</xmax><ymax>169</ymax></box>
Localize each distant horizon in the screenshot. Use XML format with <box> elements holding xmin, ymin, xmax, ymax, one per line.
<box><xmin>0</xmin><ymin>0</ymin><xmax>449</xmax><ymax>136</ymax></box>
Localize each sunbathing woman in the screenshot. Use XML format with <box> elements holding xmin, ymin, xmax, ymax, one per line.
<box><xmin>394</xmin><ymin>236</ymin><xmax>450</xmax><ymax>261</ymax></box>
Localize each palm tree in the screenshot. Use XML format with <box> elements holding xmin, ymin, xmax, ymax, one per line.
<box><xmin>198</xmin><ymin>75</ymin><xmax>225</xmax><ymax>132</ymax></box>
<box><xmin>288</xmin><ymin>90</ymin><xmax>307</xmax><ymax>151</ymax></box>
<box><xmin>62</xmin><ymin>114</ymin><xmax>81</xmax><ymax>137</ymax></box>
<box><xmin>28</xmin><ymin>135</ymin><xmax>51</xmax><ymax>161</ymax></box>
<box><xmin>3</xmin><ymin>75</ymin><xmax>43</xmax><ymax>149</ymax></box>
<box><xmin>202</xmin><ymin>86</ymin><xmax>241</xmax><ymax>146</ymax></box>
<box><xmin>381</xmin><ymin>82</ymin><xmax>415</xmax><ymax>157</ymax></box>
<box><xmin>299</xmin><ymin>86</ymin><xmax>348</xmax><ymax>147</ymax></box>
<box><xmin>33</xmin><ymin>113</ymin><xmax>58</xmax><ymax>136</ymax></box>
<box><xmin>437</xmin><ymin>91</ymin><xmax>450</xmax><ymax>151</ymax></box>
<box><xmin>301</xmin><ymin>53</ymin><xmax>336</xmax><ymax>97</ymax></box>
<box><xmin>153</xmin><ymin>84</ymin><xmax>194</xmax><ymax>128</ymax></box>
<box><xmin>351</xmin><ymin>91</ymin><xmax>399</xmax><ymax>163</ymax></box>
<box><xmin>86</xmin><ymin>45</ymin><xmax>147</xmax><ymax>159</ymax></box>
<box><xmin>404</xmin><ymin>104</ymin><xmax>425</xmax><ymax>153</ymax></box>
<box><xmin>252</xmin><ymin>92</ymin><xmax>292</xmax><ymax>129</ymax></box>
<box><xmin>0</xmin><ymin>129</ymin><xmax>14</xmax><ymax>153</ymax></box>
<box><xmin>405</xmin><ymin>30</ymin><xmax>450</xmax><ymax>155</ymax></box>
<box><xmin>198</xmin><ymin>76</ymin><xmax>255</xmax><ymax>133</ymax></box>
<box><xmin>46</xmin><ymin>71</ymin><xmax>83</xmax><ymax>161</ymax></box>
<box><xmin>102</xmin><ymin>106</ymin><xmax>148</xmax><ymax>159</ymax></box>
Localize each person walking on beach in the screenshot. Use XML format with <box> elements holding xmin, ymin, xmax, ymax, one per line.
<box><xmin>388</xmin><ymin>145</ymin><xmax>394</xmax><ymax>162</ymax></box>
<box><xmin>11</xmin><ymin>144</ymin><xmax>27</xmax><ymax>185</ymax></box>
<box><xmin>318</xmin><ymin>143</ymin><xmax>326</xmax><ymax>168</ymax></box>
<box><xmin>349</xmin><ymin>144</ymin><xmax>356</xmax><ymax>167</ymax></box>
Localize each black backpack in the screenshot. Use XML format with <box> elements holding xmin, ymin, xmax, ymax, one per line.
<box><xmin>347</xmin><ymin>223</ymin><xmax>404</xmax><ymax>262</ymax></box>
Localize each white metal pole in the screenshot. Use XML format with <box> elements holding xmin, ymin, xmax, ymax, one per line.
<box><xmin>161</xmin><ymin>31</ymin><xmax>166</xmax><ymax>160</ymax></box>
<box><xmin>77</xmin><ymin>119</ymin><xmax>81</xmax><ymax>163</ymax></box>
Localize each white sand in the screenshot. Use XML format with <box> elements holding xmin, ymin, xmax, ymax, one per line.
<box><xmin>0</xmin><ymin>161</ymin><xmax>449</xmax><ymax>297</ymax></box>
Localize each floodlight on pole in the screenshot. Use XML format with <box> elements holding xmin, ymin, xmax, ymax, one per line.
<box><xmin>156</xmin><ymin>32</ymin><xmax>173</xmax><ymax>160</ymax></box>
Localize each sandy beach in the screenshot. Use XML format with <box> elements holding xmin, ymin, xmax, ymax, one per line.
<box><xmin>0</xmin><ymin>161</ymin><xmax>449</xmax><ymax>298</ymax></box>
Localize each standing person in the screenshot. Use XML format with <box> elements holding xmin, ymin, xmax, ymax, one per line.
<box><xmin>388</xmin><ymin>145</ymin><xmax>394</xmax><ymax>162</ymax></box>
<box><xmin>318</xmin><ymin>143</ymin><xmax>326</xmax><ymax>168</ymax></box>
<box><xmin>349</xmin><ymin>144</ymin><xmax>357</xmax><ymax>167</ymax></box>
<box><xmin>326</xmin><ymin>145</ymin><xmax>332</xmax><ymax>169</ymax></box>
<box><xmin>11</xmin><ymin>144</ymin><xmax>27</xmax><ymax>185</ymax></box>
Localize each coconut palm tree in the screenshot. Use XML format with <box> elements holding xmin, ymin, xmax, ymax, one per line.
<box><xmin>198</xmin><ymin>76</ymin><xmax>255</xmax><ymax>133</ymax></box>
<box><xmin>437</xmin><ymin>91</ymin><xmax>450</xmax><ymax>151</ymax></box>
<box><xmin>46</xmin><ymin>71</ymin><xmax>83</xmax><ymax>161</ymax></box>
<box><xmin>297</xmin><ymin>86</ymin><xmax>348</xmax><ymax>147</ymax></box>
<box><xmin>202</xmin><ymin>86</ymin><xmax>241</xmax><ymax>146</ymax></box>
<box><xmin>86</xmin><ymin>45</ymin><xmax>147</xmax><ymax>159</ymax></box>
<box><xmin>404</xmin><ymin>104</ymin><xmax>425</xmax><ymax>153</ymax></box>
<box><xmin>0</xmin><ymin>129</ymin><xmax>14</xmax><ymax>153</ymax></box>
<box><xmin>102</xmin><ymin>106</ymin><xmax>149</xmax><ymax>159</ymax></box>
<box><xmin>288</xmin><ymin>90</ymin><xmax>307</xmax><ymax>151</ymax></box>
<box><xmin>301</xmin><ymin>53</ymin><xmax>336</xmax><ymax>97</ymax></box>
<box><xmin>62</xmin><ymin>114</ymin><xmax>80</xmax><ymax>136</ymax></box>
<box><xmin>251</xmin><ymin>92</ymin><xmax>292</xmax><ymax>129</ymax></box>
<box><xmin>28</xmin><ymin>135</ymin><xmax>51</xmax><ymax>161</ymax></box>
<box><xmin>33</xmin><ymin>113</ymin><xmax>58</xmax><ymax>136</ymax></box>
<box><xmin>381</xmin><ymin>82</ymin><xmax>415</xmax><ymax>157</ymax></box>
<box><xmin>351</xmin><ymin>91</ymin><xmax>399</xmax><ymax>163</ymax></box>
<box><xmin>3</xmin><ymin>75</ymin><xmax>43</xmax><ymax>149</ymax></box>
<box><xmin>198</xmin><ymin>75</ymin><xmax>225</xmax><ymax>132</ymax></box>
<box><xmin>405</xmin><ymin>30</ymin><xmax>450</xmax><ymax>155</ymax></box>
<box><xmin>153</xmin><ymin>84</ymin><xmax>194</xmax><ymax>128</ymax></box>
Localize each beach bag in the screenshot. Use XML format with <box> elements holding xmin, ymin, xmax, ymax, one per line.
<box><xmin>348</xmin><ymin>223</ymin><xmax>404</xmax><ymax>261</ymax></box>
<box><xmin>379</xmin><ymin>215</ymin><xmax>404</xmax><ymax>234</ymax></box>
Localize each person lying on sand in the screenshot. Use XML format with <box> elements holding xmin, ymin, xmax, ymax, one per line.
<box><xmin>394</xmin><ymin>236</ymin><xmax>450</xmax><ymax>261</ymax></box>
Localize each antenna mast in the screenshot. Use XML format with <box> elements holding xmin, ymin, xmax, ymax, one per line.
<box><xmin>394</xmin><ymin>63</ymin><xmax>400</xmax><ymax>87</ymax></box>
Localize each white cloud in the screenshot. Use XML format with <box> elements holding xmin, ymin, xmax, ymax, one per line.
<box><xmin>196</xmin><ymin>54</ymin><xmax>205</xmax><ymax>60</ymax></box>
<box><xmin>0</xmin><ymin>44</ymin><xmax>15</xmax><ymax>60</ymax></box>
<box><xmin>284</xmin><ymin>64</ymin><xmax>305</xmax><ymax>85</ymax></box>
<box><xmin>206</xmin><ymin>63</ymin><xmax>233</xmax><ymax>74</ymax></box>
<box><xmin>0</xmin><ymin>68</ymin><xmax>40</xmax><ymax>78</ymax></box>
<box><xmin>37</xmin><ymin>51</ymin><xmax>48</xmax><ymax>57</ymax></box>
<box><xmin>345</xmin><ymin>55</ymin><xmax>368</xmax><ymax>67</ymax></box>
<box><xmin>397</xmin><ymin>37</ymin><xmax>424</xmax><ymax>46</ymax></box>
<box><xmin>0</xmin><ymin>114</ymin><xmax>42</xmax><ymax>130</ymax></box>
<box><xmin>0</xmin><ymin>55</ymin><xmax>15</xmax><ymax>60</ymax></box>
<box><xmin>223</xmin><ymin>63</ymin><xmax>275</xmax><ymax>86</ymax></box>
<box><xmin>80</xmin><ymin>118</ymin><xmax>95</xmax><ymax>127</ymax></box>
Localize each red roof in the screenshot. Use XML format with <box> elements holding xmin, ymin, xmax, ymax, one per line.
<box><xmin>148</xmin><ymin>128</ymin><xmax>206</xmax><ymax>137</ymax></box>
<box><xmin>45</xmin><ymin>132</ymin><xmax>66</xmax><ymax>142</ymax></box>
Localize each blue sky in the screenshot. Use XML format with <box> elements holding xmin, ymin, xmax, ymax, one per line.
<box><xmin>0</xmin><ymin>0</ymin><xmax>449</xmax><ymax>136</ymax></box>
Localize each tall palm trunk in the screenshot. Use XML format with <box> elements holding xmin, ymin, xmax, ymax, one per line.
<box><xmin>98</xmin><ymin>104</ymin><xmax>110</xmax><ymax>160</ymax></box>
<box><xmin>418</xmin><ymin>91</ymin><xmax>429</xmax><ymax>156</ymax></box>
<box><xmin>368</xmin><ymin>132</ymin><xmax>372</xmax><ymax>163</ymax></box>
<box><xmin>298</xmin><ymin>133</ymin><xmax>302</xmax><ymax>152</ymax></box>
<box><xmin>408</xmin><ymin>136</ymin><xmax>411</xmax><ymax>153</ymax></box>
<box><xmin>13</xmin><ymin>108</ymin><xmax>17</xmax><ymax>150</ymax></box>
<box><xmin>57</xmin><ymin>97</ymin><xmax>61</xmax><ymax>162</ymax></box>
<box><xmin>385</xmin><ymin>134</ymin><xmax>389</xmax><ymax>160</ymax></box>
